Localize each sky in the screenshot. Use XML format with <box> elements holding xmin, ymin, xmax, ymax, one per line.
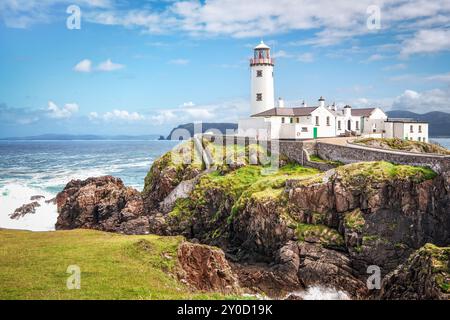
<box><xmin>1</xmin><ymin>0</ymin><xmax>450</xmax><ymax>137</ymax></box>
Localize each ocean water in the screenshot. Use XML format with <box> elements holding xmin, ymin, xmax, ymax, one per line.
<box><xmin>0</xmin><ymin>140</ymin><xmax>178</xmax><ymax>231</ymax></box>
<box><xmin>431</xmin><ymin>138</ymin><xmax>450</xmax><ymax>149</ymax></box>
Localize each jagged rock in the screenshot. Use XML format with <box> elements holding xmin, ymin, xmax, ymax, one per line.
<box><xmin>142</xmin><ymin>142</ymin><xmax>202</xmax><ymax>210</ymax></box>
<box><xmin>378</xmin><ymin>244</ymin><xmax>450</xmax><ymax>300</ymax></box>
<box><xmin>176</xmin><ymin>242</ymin><xmax>240</xmax><ymax>294</ymax></box>
<box><xmin>45</xmin><ymin>197</ymin><xmax>56</xmax><ymax>204</ymax></box>
<box><xmin>297</xmin><ymin>242</ymin><xmax>368</xmax><ymax>299</ymax></box>
<box><xmin>55</xmin><ymin>176</ymin><xmax>146</xmax><ymax>234</ymax></box>
<box><xmin>284</xmin><ymin>293</ymin><xmax>303</xmax><ymax>300</ymax></box>
<box><xmin>10</xmin><ymin>201</ymin><xmax>40</xmax><ymax>219</ymax></box>
<box><xmin>30</xmin><ymin>195</ymin><xmax>45</xmax><ymax>201</ymax></box>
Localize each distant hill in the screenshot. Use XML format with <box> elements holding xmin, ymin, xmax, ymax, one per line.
<box><xmin>166</xmin><ymin>123</ymin><xmax>238</xmax><ymax>140</ymax></box>
<box><xmin>0</xmin><ymin>134</ymin><xmax>162</xmax><ymax>141</ymax></box>
<box><xmin>387</xmin><ymin>110</ymin><xmax>450</xmax><ymax>137</ymax></box>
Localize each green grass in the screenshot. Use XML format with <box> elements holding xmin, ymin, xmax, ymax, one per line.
<box><xmin>296</xmin><ymin>223</ymin><xmax>344</xmax><ymax>248</ymax></box>
<box><xmin>309</xmin><ymin>154</ymin><xmax>343</xmax><ymax>166</ymax></box>
<box><xmin>335</xmin><ymin>161</ymin><xmax>437</xmax><ymax>184</ymax></box>
<box><xmin>169</xmin><ymin>163</ymin><xmax>321</xmax><ymax>227</ymax></box>
<box><xmin>0</xmin><ymin>229</ymin><xmax>241</xmax><ymax>300</ymax></box>
<box><xmin>344</xmin><ymin>209</ymin><xmax>365</xmax><ymax>232</ymax></box>
<box><xmin>354</xmin><ymin>138</ymin><xmax>450</xmax><ymax>155</ymax></box>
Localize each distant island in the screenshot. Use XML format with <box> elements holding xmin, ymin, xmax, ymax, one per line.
<box><xmin>0</xmin><ymin>134</ymin><xmax>163</xmax><ymax>141</ymax></box>
<box><xmin>165</xmin><ymin>122</ymin><xmax>238</xmax><ymax>140</ymax></box>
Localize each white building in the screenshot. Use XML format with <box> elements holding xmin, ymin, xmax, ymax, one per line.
<box><xmin>238</xmin><ymin>42</ymin><xmax>429</xmax><ymax>142</ymax></box>
<box><xmin>384</xmin><ymin>119</ymin><xmax>429</xmax><ymax>142</ymax></box>
<box><xmin>250</xmin><ymin>41</ymin><xmax>275</xmax><ymax>115</ymax></box>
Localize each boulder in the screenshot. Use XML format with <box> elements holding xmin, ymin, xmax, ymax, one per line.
<box><xmin>10</xmin><ymin>201</ymin><xmax>40</xmax><ymax>219</ymax></box>
<box><xmin>176</xmin><ymin>242</ymin><xmax>240</xmax><ymax>294</ymax></box>
<box><xmin>55</xmin><ymin>176</ymin><xmax>146</xmax><ymax>234</ymax></box>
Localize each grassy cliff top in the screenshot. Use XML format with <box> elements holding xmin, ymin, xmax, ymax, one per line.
<box><xmin>354</xmin><ymin>138</ymin><xmax>450</xmax><ymax>155</ymax></box>
<box><xmin>335</xmin><ymin>161</ymin><xmax>437</xmax><ymax>184</ymax></box>
<box><xmin>0</xmin><ymin>229</ymin><xmax>239</xmax><ymax>300</ymax></box>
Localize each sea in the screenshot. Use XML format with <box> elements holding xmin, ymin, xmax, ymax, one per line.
<box><xmin>0</xmin><ymin>138</ymin><xmax>449</xmax><ymax>232</ymax></box>
<box><xmin>0</xmin><ymin>140</ymin><xmax>178</xmax><ymax>231</ymax></box>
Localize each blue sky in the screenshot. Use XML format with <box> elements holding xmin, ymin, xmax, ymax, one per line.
<box><xmin>1</xmin><ymin>0</ymin><xmax>450</xmax><ymax>137</ymax></box>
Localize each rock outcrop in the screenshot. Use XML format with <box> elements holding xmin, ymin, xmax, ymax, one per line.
<box><xmin>55</xmin><ymin>140</ymin><xmax>450</xmax><ymax>299</ymax></box>
<box><xmin>176</xmin><ymin>242</ymin><xmax>240</xmax><ymax>294</ymax></box>
<box><xmin>379</xmin><ymin>244</ymin><xmax>450</xmax><ymax>300</ymax></box>
<box><xmin>55</xmin><ymin>176</ymin><xmax>147</xmax><ymax>234</ymax></box>
<box><xmin>10</xmin><ymin>201</ymin><xmax>40</xmax><ymax>219</ymax></box>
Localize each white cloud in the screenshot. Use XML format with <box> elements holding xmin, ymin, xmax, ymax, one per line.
<box><xmin>365</xmin><ymin>54</ymin><xmax>385</xmax><ymax>62</ymax></box>
<box><xmin>391</xmin><ymin>88</ymin><xmax>450</xmax><ymax>112</ymax></box>
<box><xmin>272</xmin><ymin>50</ymin><xmax>292</xmax><ymax>59</ymax></box>
<box><xmin>382</xmin><ymin>63</ymin><xmax>407</xmax><ymax>71</ymax></box>
<box><xmin>4</xmin><ymin>0</ymin><xmax>450</xmax><ymax>54</ymax></box>
<box><xmin>426</xmin><ymin>72</ymin><xmax>450</xmax><ymax>82</ymax></box>
<box><xmin>351</xmin><ymin>87</ymin><xmax>450</xmax><ymax>113</ymax></box>
<box><xmin>401</xmin><ymin>28</ymin><xmax>450</xmax><ymax>57</ymax></box>
<box><xmin>88</xmin><ymin>109</ymin><xmax>145</xmax><ymax>122</ymax></box>
<box><xmin>297</xmin><ymin>52</ymin><xmax>314</xmax><ymax>63</ymax></box>
<box><xmin>151</xmin><ymin>99</ymin><xmax>249</xmax><ymax>125</ymax></box>
<box><xmin>73</xmin><ymin>59</ymin><xmax>92</xmax><ymax>73</ymax></box>
<box><xmin>0</xmin><ymin>0</ymin><xmax>112</xmax><ymax>28</ymax></box>
<box><xmin>168</xmin><ymin>59</ymin><xmax>190</xmax><ymax>65</ymax></box>
<box><xmin>102</xmin><ymin>109</ymin><xmax>144</xmax><ymax>121</ymax></box>
<box><xmin>47</xmin><ymin>101</ymin><xmax>79</xmax><ymax>119</ymax></box>
<box><xmin>97</xmin><ymin>59</ymin><xmax>124</xmax><ymax>71</ymax></box>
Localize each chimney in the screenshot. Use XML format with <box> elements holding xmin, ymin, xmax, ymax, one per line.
<box><xmin>344</xmin><ymin>105</ymin><xmax>352</xmax><ymax>117</ymax></box>
<box><xmin>302</xmin><ymin>100</ymin><xmax>307</xmax><ymax>108</ymax></box>
<box><xmin>278</xmin><ymin>97</ymin><xmax>285</xmax><ymax>108</ymax></box>
<box><xmin>332</xmin><ymin>102</ymin><xmax>337</xmax><ymax>111</ymax></box>
<box><xmin>318</xmin><ymin>96</ymin><xmax>325</xmax><ymax>108</ymax></box>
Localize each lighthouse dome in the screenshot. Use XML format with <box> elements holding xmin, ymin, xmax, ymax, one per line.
<box><xmin>254</xmin><ymin>41</ymin><xmax>270</xmax><ymax>50</ymax></box>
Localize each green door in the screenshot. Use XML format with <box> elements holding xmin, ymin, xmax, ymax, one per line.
<box><xmin>313</xmin><ymin>127</ymin><xmax>318</xmax><ymax>139</ymax></box>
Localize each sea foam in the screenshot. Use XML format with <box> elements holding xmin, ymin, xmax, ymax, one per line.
<box><xmin>0</xmin><ymin>183</ymin><xmax>57</xmax><ymax>231</ymax></box>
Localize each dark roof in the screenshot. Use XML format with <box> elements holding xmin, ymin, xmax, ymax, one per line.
<box><xmin>386</xmin><ymin>118</ymin><xmax>428</xmax><ymax>124</ymax></box>
<box><xmin>252</xmin><ymin>107</ymin><xmax>318</xmax><ymax>117</ymax></box>
<box><xmin>350</xmin><ymin>108</ymin><xmax>376</xmax><ymax>117</ymax></box>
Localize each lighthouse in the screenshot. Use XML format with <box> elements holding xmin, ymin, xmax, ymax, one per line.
<box><xmin>250</xmin><ymin>41</ymin><xmax>275</xmax><ymax>115</ymax></box>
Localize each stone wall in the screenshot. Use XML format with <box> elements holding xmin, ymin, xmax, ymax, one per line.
<box><xmin>202</xmin><ymin>134</ymin><xmax>450</xmax><ymax>173</ymax></box>
<box><xmin>317</xmin><ymin>142</ymin><xmax>450</xmax><ymax>173</ymax></box>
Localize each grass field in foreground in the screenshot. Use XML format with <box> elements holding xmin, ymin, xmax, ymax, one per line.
<box><xmin>0</xmin><ymin>228</ymin><xmax>238</xmax><ymax>300</ymax></box>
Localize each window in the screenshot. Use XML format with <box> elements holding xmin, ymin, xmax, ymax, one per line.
<box><xmin>418</xmin><ymin>137</ymin><xmax>421</xmax><ymax>142</ymax></box>
<box><xmin>326</xmin><ymin>116</ymin><xmax>330</xmax><ymax>126</ymax></box>
<box><xmin>296</xmin><ymin>118</ymin><xmax>299</xmax><ymax>123</ymax></box>
<box><xmin>290</xmin><ymin>118</ymin><xmax>293</xmax><ymax>124</ymax></box>
<box><xmin>338</xmin><ymin>121</ymin><xmax>341</xmax><ymax>130</ymax></box>
<box><xmin>315</xmin><ymin>116</ymin><xmax>319</xmax><ymax>126</ymax></box>
<box><xmin>356</xmin><ymin>121</ymin><xmax>359</xmax><ymax>130</ymax></box>
<box><xmin>256</xmin><ymin>93</ymin><xmax>262</xmax><ymax>101</ymax></box>
<box><xmin>256</xmin><ymin>70</ymin><xmax>263</xmax><ymax>77</ymax></box>
<box><xmin>281</xmin><ymin>117</ymin><xmax>285</xmax><ymax>124</ymax></box>
<box><xmin>301</xmin><ymin>127</ymin><xmax>308</xmax><ymax>132</ymax></box>
<box><xmin>418</xmin><ymin>125</ymin><xmax>422</xmax><ymax>133</ymax></box>
<box><xmin>410</xmin><ymin>125</ymin><xmax>414</xmax><ymax>133</ymax></box>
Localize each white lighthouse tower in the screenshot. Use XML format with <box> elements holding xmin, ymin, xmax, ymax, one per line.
<box><xmin>250</xmin><ymin>41</ymin><xmax>275</xmax><ymax>115</ymax></box>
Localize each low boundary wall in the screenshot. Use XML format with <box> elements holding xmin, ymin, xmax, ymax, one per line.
<box><xmin>317</xmin><ymin>142</ymin><xmax>450</xmax><ymax>173</ymax></box>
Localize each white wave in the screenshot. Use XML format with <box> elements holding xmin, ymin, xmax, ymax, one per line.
<box><xmin>290</xmin><ymin>286</ymin><xmax>350</xmax><ymax>300</ymax></box>
<box><xmin>0</xmin><ymin>183</ymin><xmax>57</xmax><ymax>231</ymax></box>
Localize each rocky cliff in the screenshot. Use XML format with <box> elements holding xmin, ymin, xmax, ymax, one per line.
<box><xmin>55</xmin><ymin>140</ymin><xmax>450</xmax><ymax>299</ymax></box>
